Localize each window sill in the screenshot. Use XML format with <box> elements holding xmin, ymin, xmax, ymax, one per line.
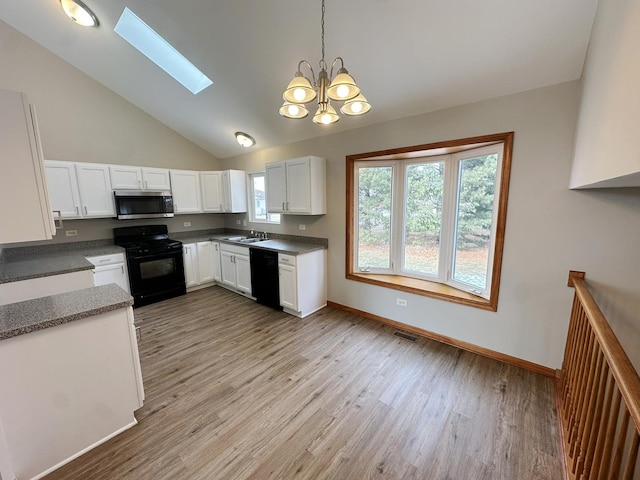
<box><xmin>346</xmin><ymin>272</ymin><xmax>497</xmax><ymax>311</ymax></box>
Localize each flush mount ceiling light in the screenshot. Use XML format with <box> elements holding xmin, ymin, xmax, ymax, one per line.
<box><xmin>60</xmin><ymin>0</ymin><xmax>99</xmax><ymax>27</ymax></box>
<box><xmin>279</xmin><ymin>0</ymin><xmax>371</xmax><ymax>125</ymax></box>
<box><xmin>235</xmin><ymin>132</ymin><xmax>255</xmax><ymax>148</ymax></box>
<box><xmin>114</xmin><ymin>7</ymin><xmax>213</xmax><ymax>94</ymax></box>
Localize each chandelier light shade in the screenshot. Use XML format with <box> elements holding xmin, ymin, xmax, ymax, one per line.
<box><xmin>60</xmin><ymin>0</ymin><xmax>99</xmax><ymax>27</ymax></box>
<box><xmin>279</xmin><ymin>101</ymin><xmax>309</xmax><ymax>119</ymax></box>
<box><xmin>279</xmin><ymin>0</ymin><xmax>370</xmax><ymax>125</ymax></box>
<box><xmin>341</xmin><ymin>94</ymin><xmax>371</xmax><ymax>116</ymax></box>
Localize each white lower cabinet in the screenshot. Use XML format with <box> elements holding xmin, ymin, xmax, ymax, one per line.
<box><xmin>220</xmin><ymin>244</ymin><xmax>252</xmax><ymax>296</ymax></box>
<box><xmin>212</xmin><ymin>242</ymin><xmax>222</xmax><ymax>282</ymax></box>
<box><xmin>183</xmin><ymin>241</ymin><xmax>216</xmax><ymax>291</ymax></box>
<box><xmin>86</xmin><ymin>253</ymin><xmax>130</xmax><ymax>294</ymax></box>
<box><xmin>0</xmin><ymin>270</ymin><xmax>94</xmax><ymax>306</ymax></box>
<box><xmin>197</xmin><ymin>241</ymin><xmax>215</xmax><ymax>283</ymax></box>
<box><xmin>278</xmin><ymin>249</ymin><xmax>327</xmax><ymax>318</ymax></box>
<box><xmin>183</xmin><ymin>243</ymin><xmax>199</xmax><ymax>289</ymax></box>
<box><xmin>0</xmin><ymin>306</ymin><xmax>144</xmax><ymax>480</ymax></box>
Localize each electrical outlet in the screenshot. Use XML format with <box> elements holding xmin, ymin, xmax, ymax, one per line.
<box><xmin>183</xmin><ymin>222</ymin><xmax>191</xmax><ymax>227</ymax></box>
<box><xmin>299</xmin><ymin>224</ymin><xmax>306</xmax><ymax>230</ymax></box>
<box><xmin>236</xmin><ymin>220</ymin><xmax>241</xmax><ymax>225</ymax></box>
<box><xmin>65</xmin><ymin>230</ymin><xmax>78</xmax><ymax>237</ymax></box>
<box><xmin>396</xmin><ymin>298</ymin><xmax>407</xmax><ymax>307</ymax></box>
<box><xmin>243</xmin><ymin>219</ymin><xmax>247</xmax><ymax>226</ymax></box>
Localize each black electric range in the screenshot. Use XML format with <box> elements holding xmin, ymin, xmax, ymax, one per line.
<box><xmin>114</xmin><ymin>225</ymin><xmax>186</xmax><ymax>308</ymax></box>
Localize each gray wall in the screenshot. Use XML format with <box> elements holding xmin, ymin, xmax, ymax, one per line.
<box><xmin>221</xmin><ymin>81</ymin><xmax>640</xmax><ymax>371</ymax></box>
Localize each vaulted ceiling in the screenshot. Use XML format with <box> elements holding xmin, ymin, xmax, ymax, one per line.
<box><xmin>0</xmin><ymin>0</ymin><xmax>598</xmax><ymax>158</ymax></box>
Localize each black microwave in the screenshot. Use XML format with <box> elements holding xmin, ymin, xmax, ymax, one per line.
<box><xmin>114</xmin><ymin>191</ymin><xmax>174</xmax><ymax>220</ymax></box>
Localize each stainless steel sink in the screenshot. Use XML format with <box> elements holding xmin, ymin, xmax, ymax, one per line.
<box><xmin>223</xmin><ymin>236</ymin><xmax>267</xmax><ymax>244</ymax></box>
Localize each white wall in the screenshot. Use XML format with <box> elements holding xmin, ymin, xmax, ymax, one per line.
<box><xmin>570</xmin><ymin>0</ymin><xmax>640</xmax><ymax>188</ymax></box>
<box><xmin>222</xmin><ymin>81</ymin><xmax>640</xmax><ymax>370</ymax></box>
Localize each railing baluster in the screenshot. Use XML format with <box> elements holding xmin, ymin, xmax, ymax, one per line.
<box><xmin>560</xmin><ymin>272</ymin><xmax>640</xmax><ymax>480</ymax></box>
<box><xmin>622</xmin><ymin>431</ymin><xmax>639</xmax><ymax>480</ymax></box>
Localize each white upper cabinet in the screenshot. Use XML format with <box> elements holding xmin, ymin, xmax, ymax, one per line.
<box><xmin>201</xmin><ymin>170</ymin><xmax>247</xmax><ymax>213</ymax></box>
<box><xmin>222</xmin><ymin>170</ymin><xmax>247</xmax><ymax>213</ymax></box>
<box><xmin>110</xmin><ymin>166</ymin><xmax>171</xmax><ymax>191</ymax></box>
<box><xmin>142</xmin><ymin>168</ymin><xmax>171</xmax><ymax>190</ymax></box>
<box><xmin>0</xmin><ymin>88</ymin><xmax>56</xmax><ymax>243</ymax></box>
<box><xmin>265</xmin><ymin>162</ymin><xmax>287</xmax><ymax>213</ymax></box>
<box><xmin>45</xmin><ymin>161</ymin><xmax>82</xmax><ymax>219</ymax></box>
<box><xmin>200</xmin><ymin>171</ymin><xmax>224</xmax><ymax>213</ymax></box>
<box><xmin>75</xmin><ymin>163</ymin><xmax>115</xmax><ymax>217</ymax></box>
<box><xmin>170</xmin><ymin>169</ymin><xmax>202</xmax><ymax>213</ymax></box>
<box><xmin>46</xmin><ymin>161</ymin><xmax>115</xmax><ymax>219</ymax></box>
<box><xmin>109</xmin><ymin>166</ymin><xmax>142</xmax><ymax>190</ymax></box>
<box><xmin>266</xmin><ymin>156</ymin><xmax>326</xmax><ymax>215</ymax></box>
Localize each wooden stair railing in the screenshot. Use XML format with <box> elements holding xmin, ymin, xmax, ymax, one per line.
<box><xmin>559</xmin><ymin>271</ymin><xmax>640</xmax><ymax>480</ymax></box>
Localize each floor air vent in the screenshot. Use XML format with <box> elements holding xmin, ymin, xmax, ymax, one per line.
<box><xmin>394</xmin><ymin>331</ymin><xmax>418</xmax><ymax>342</ymax></box>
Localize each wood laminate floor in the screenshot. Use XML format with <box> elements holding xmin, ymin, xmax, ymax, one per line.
<box><xmin>45</xmin><ymin>287</ymin><xmax>563</xmax><ymax>480</ymax></box>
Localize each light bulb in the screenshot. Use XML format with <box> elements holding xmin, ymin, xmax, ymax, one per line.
<box><xmin>293</xmin><ymin>88</ymin><xmax>306</xmax><ymax>102</ymax></box>
<box><xmin>336</xmin><ymin>84</ymin><xmax>350</xmax><ymax>99</ymax></box>
<box><xmin>288</xmin><ymin>104</ymin><xmax>300</xmax><ymax>116</ymax></box>
<box><xmin>321</xmin><ymin>113</ymin><xmax>332</xmax><ymax>124</ymax></box>
<box><xmin>350</xmin><ymin>102</ymin><xmax>363</xmax><ymax>114</ymax></box>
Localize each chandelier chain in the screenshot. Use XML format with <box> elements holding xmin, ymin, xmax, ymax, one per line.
<box><xmin>321</xmin><ymin>0</ymin><xmax>325</xmax><ymax>65</ymax></box>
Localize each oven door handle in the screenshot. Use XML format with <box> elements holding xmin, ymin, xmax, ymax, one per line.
<box><xmin>129</xmin><ymin>251</ymin><xmax>180</xmax><ymax>261</ymax></box>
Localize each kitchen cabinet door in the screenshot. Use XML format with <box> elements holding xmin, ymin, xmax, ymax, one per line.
<box><xmin>220</xmin><ymin>250</ymin><xmax>237</xmax><ymax>289</ymax></box>
<box><xmin>76</xmin><ymin>163</ymin><xmax>115</xmax><ymax>217</ymax></box>
<box><xmin>235</xmin><ymin>252</ymin><xmax>252</xmax><ymax>295</ymax></box>
<box><xmin>142</xmin><ymin>168</ymin><xmax>171</xmax><ymax>190</ymax></box>
<box><xmin>265</xmin><ymin>161</ymin><xmax>287</xmax><ymax>213</ymax></box>
<box><xmin>93</xmin><ymin>263</ymin><xmax>129</xmax><ymax>293</ymax></box>
<box><xmin>286</xmin><ymin>157</ymin><xmax>313</xmax><ymax>214</ymax></box>
<box><xmin>0</xmin><ymin>89</ymin><xmax>56</xmax><ymax>243</ymax></box>
<box><xmin>278</xmin><ymin>263</ymin><xmax>297</xmax><ymax>311</ymax></box>
<box><xmin>183</xmin><ymin>244</ymin><xmax>199</xmax><ymax>288</ymax></box>
<box><xmin>45</xmin><ymin>160</ymin><xmax>82</xmax><ymax>219</ymax></box>
<box><xmin>222</xmin><ymin>170</ymin><xmax>248</xmax><ymax>213</ymax></box>
<box><xmin>212</xmin><ymin>242</ymin><xmax>222</xmax><ymax>282</ymax></box>
<box><xmin>197</xmin><ymin>241</ymin><xmax>214</xmax><ymax>283</ymax></box>
<box><xmin>265</xmin><ymin>156</ymin><xmax>326</xmax><ymax>215</ymax></box>
<box><xmin>170</xmin><ymin>170</ymin><xmax>202</xmax><ymax>214</ymax></box>
<box><xmin>109</xmin><ymin>166</ymin><xmax>142</xmax><ymax>190</ymax></box>
<box><xmin>200</xmin><ymin>171</ymin><xmax>223</xmax><ymax>212</ymax></box>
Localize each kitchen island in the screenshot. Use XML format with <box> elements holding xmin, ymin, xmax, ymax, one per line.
<box><xmin>0</xmin><ymin>284</ymin><xmax>144</xmax><ymax>480</ymax></box>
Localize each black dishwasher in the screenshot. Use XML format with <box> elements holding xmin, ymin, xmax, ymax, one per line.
<box><xmin>250</xmin><ymin>248</ymin><xmax>283</xmax><ymax>311</ymax></box>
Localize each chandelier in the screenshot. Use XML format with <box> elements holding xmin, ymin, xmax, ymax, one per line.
<box><xmin>278</xmin><ymin>0</ymin><xmax>371</xmax><ymax>125</ymax></box>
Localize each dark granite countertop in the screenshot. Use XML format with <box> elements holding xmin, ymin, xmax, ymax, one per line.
<box><xmin>178</xmin><ymin>234</ymin><xmax>326</xmax><ymax>255</ymax></box>
<box><xmin>0</xmin><ymin>284</ymin><xmax>133</xmax><ymax>340</ymax></box>
<box><xmin>0</xmin><ymin>245</ymin><xmax>125</xmax><ymax>284</ymax></box>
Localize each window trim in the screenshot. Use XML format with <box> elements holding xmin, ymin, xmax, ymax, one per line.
<box><xmin>248</xmin><ymin>172</ymin><xmax>280</xmax><ymax>225</ymax></box>
<box><xmin>346</xmin><ymin>132</ymin><xmax>514</xmax><ymax>312</ymax></box>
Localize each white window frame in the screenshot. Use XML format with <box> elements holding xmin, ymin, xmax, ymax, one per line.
<box><xmin>352</xmin><ymin>144</ymin><xmax>505</xmax><ymax>300</ymax></box>
<box><xmin>248</xmin><ymin>172</ymin><xmax>280</xmax><ymax>224</ymax></box>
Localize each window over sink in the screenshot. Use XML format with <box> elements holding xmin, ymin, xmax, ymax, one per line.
<box><xmin>249</xmin><ymin>172</ymin><xmax>280</xmax><ymax>224</ymax></box>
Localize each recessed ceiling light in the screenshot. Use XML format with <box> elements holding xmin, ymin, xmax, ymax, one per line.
<box><xmin>114</xmin><ymin>7</ymin><xmax>213</xmax><ymax>95</ymax></box>
<box><xmin>235</xmin><ymin>132</ymin><xmax>255</xmax><ymax>148</ymax></box>
<box><xmin>60</xmin><ymin>0</ymin><xmax>99</xmax><ymax>27</ymax></box>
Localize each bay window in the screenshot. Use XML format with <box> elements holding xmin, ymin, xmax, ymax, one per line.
<box><xmin>347</xmin><ymin>132</ymin><xmax>513</xmax><ymax>311</ymax></box>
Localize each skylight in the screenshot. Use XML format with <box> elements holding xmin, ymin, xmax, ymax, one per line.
<box><xmin>114</xmin><ymin>7</ymin><xmax>213</xmax><ymax>94</ymax></box>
